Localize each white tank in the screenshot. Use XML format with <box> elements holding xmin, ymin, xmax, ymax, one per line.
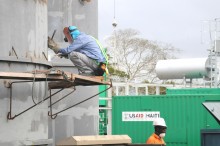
<box><xmin>156</xmin><ymin>58</ymin><xmax>210</xmax><ymax>79</ymax></box>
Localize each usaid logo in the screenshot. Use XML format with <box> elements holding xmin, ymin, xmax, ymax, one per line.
<box><xmin>122</xmin><ymin>111</ymin><xmax>160</xmax><ymax>121</ymax></box>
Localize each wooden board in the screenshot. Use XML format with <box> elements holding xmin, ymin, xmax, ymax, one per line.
<box><xmin>56</xmin><ymin>135</ymin><xmax>131</xmax><ymax>146</ymax></box>
<box><xmin>0</xmin><ymin>71</ymin><xmax>111</xmax><ymax>89</ymax></box>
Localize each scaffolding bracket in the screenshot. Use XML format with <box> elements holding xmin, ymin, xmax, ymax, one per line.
<box><xmin>7</xmin><ymin>80</ymin><xmax>64</xmax><ymax>120</ymax></box>
<box><xmin>48</xmin><ymin>81</ymin><xmax>112</xmax><ymax>119</ymax></box>
<box><xmin>2</xmin><ymin>69</ymin><xmax>111</xmax><ymax>120</ymax></box>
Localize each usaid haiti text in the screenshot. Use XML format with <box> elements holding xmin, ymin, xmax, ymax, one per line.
<box><xmin>122</xmin><ymin>111</ymin><xmax>160</xmax><ymax>121</ymax></box>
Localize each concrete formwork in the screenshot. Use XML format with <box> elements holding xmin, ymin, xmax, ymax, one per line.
<box><xmin>0</xmin><ymin>0</ymin><xmax>99</xmax><ymax>145</ymax></box>
<box><xmin>47</xmin><ymin>0</ymin><xmax>99</xmax><ymax>145</ymax></box>
<box><xmin>0</xmin><ymin>0</ymin><xmax>51</xmax><ymax>145</ymax></box>
<box><xmin>48</xmin><ymin>0</ymin><xmax>98</xmax><ymax>41</ymax></box>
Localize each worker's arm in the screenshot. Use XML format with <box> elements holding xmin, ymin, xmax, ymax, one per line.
<box><xmin>58</xmin><ymin>39</ymin><xmax>84</xmax><ymax>55</ymax></box>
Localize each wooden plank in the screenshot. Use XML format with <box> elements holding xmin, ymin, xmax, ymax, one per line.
<box><xmin>48</xmin><ymin>81</ymin><xmax>75</xmax><ymax>89</ymax></box>
<box><xmin>48</xmin><ymin>79</ymin><xmax>109</xmax><ymax>89</ymax></box>
<box><xmin>0</xmin><ymin>71</ymin><xmax>111</xmax><ymax>88</ymax></box>
<box><xmin>56</xmin><ymin>135</ymin><xmax>131</xmax><ymax>146</ymax></box>
<box><xmin>0</xmin><ymin>72</ymin><xmax>63</xmax><ymax>81</ymax></box>
<box><xmin>48</xmin><ymin>76</ymin><xmax>110</xmax><ymax>89</ymax></box>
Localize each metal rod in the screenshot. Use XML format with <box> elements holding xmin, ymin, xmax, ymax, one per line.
<box><xmin>48</xmin><ymin>90</ymin><xmax>57</xmax><ymax>119</ymax></box>
<box><xmin>42</xmin><ymin>52</ymin><xmax>48</xmax><ymax>60</ymax></box>
<box><xmin>14</xmin><ymin>88</ymin><xmax>63</xmax><ymax>118</ymax></box>
<box><xmin>7</xmin><ymin>82</ymin><xmax>13</xmax><ymax>119</ymax></box>
<box><xmin>51</xmin><ymin>30</ymin><xmax>57</xmax><ymax>40</ymax></box>
<box><xmin>7</xmin><ymin>86</ymin><xmax>64</xmax><ymax>120</ymax></box>
<box><xmin>12</xmin><ymin>46</ymin><xmax>18</xmax><ymax>59</ymax></box>
<box><xmin>7</xmin><ymin>80</ymin><xmax>34</xmax><ymax>119</ymax></box>
<box><xmin>48</xmin><ymin>87</ymin><xmax>76</xmax><ymax>107</ymax></box>
<box><xmin>51</xmin><ymin>80</ymin><xmax>112</xmax><ymax>116</ymax></box>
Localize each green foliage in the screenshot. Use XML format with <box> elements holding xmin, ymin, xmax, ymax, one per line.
<box><xmin>108</xmin><ymin>64</ymin><xmax>129</xmax><ymax>78</ymax></box>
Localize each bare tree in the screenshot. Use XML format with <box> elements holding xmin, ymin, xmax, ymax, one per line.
<box><xmin>105</xmin><ymin>28</ymin><xmax>179</xmax><ymax>82</ymax></box>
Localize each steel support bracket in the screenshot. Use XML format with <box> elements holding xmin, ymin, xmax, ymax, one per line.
<box><xmin>7</xmin><ymin>80</ymin><xmax>64</xmax><ymax>120</ymax></box>
<box><xmin>48</xmin><ymin>80</ymin><xmax>112</xmax><ymax>119</ymax></box>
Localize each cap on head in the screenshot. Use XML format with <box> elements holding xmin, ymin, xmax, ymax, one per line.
<box><xmin>153</xmin><ymin>118</ymin><xmax>167</xmax><ymax>127</ymax></box>
<box><xmin>68</xmin><ymin>26</ymin><xmax>80</xmax><ymax>39</ymax></box>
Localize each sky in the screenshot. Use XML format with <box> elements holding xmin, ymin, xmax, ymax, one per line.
<box><xmin>98</xmin><ymin>0</ymin><xmax>220</xmax><ymax>59</ymax></box>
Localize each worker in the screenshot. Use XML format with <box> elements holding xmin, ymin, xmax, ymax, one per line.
<box><xmin>48</xmin><ymin>26</ymin><xmax>108</xmax><ymax>76</ymax></box>
<box><xmin>146</xmin><ymin>117</ymin><xmax>167</xmax><ymax>145</ymax></box>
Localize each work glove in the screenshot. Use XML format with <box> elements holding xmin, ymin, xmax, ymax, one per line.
<box><xmin>48</xmin><ymin>36</ymin><xmax>60</xmax><ymax>54</ymax></box>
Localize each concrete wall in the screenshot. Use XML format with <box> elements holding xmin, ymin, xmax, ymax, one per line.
<box><xmin>48</xmin><ymin>0</ymin><xmax>99</xmax><ymax>145</ymax></box>
<box><xmin>0</xmin><ymin>0</ymin><xmax>99</xmax><ymax>145</ymax></box>
<box><xmin>48</xmin><ymin>0</ymin><xmax>98</xmax><ymax>41</ymax></box>
<box><xmin>0</xmin><ymin>0</ymin><xmax>51</xmax><ymax>145</ymax></box>
<box><xmin>0</xmin><ymin>0</ymin><xmax>48</xmax><ymax>60</ymax></box>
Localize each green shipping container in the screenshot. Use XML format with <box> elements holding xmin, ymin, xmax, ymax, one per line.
<box><xmin>166</xmin><ymin>88</ymin><xmax>220</xmax><ymax>95</ymax></box>
<box><xmin>112</xmin><ymin>89</ymin><xmax>220</xmax><ymax>146</ymax></box>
